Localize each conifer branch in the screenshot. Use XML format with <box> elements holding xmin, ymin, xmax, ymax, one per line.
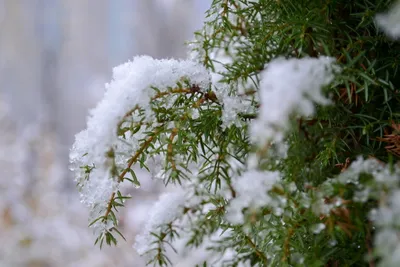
<box><xmin>104</xmin><ymin>128</ymin><xmax>162</xmax><ymax>220</ymax></box>
<box><xmin>70</xmin><ymin>1</ymin><xmax>400</xmax><ymax>266</ymax></box>
<box><xmin>244</xmin><ymin>235</ymin><xmax>268</xmax><ymax>264</ymax></box>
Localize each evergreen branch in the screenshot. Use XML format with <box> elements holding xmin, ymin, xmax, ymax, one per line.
<box><xmin>104</xmin><ymin>128</ymin><xmax>162</xmax><ymax>221</ymax></box>
<box><xmin>282</xmin><ymin>226</ymin><xmax>297</xmax><ymax>263</ymax></box>
<box><xmin>72</xmin><ymin>1</ymin><xmax>400</xmax><ymax>265</ymax></box>
<box><xmin>244</xmin><ymin>235</ymin><xmax>268</xmax><ymax>265</ymax></box>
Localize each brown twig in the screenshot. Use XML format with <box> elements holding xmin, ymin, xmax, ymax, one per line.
<box><xmin>376</xmin><ymin>121</ymin><xmax>400</xmax><ymax>157</ymax></box>
<box><xmin>117</xmin><ymin>105</ymin><xmax>140</xmax><ymax>130</ymax></box>
<box><xmin>103</xmin><ymin>129</ymin><xmax>161</xmax><ymax>220</ymax></box>
<box><xmin>167</xmin><ymin>128</ymin><xmax>178</xmax><ymax>171</ymax></box>
<box><xmin>151</xmin><ymin>88</ymin><xmax>192</xmax><ymax>101</ymax></box>
<box><xmin>228</xmin><ymin>182</ymin><xmax>236</xmax><ymax>198</ymax></box>
<box><xmin>282</xmin><ymin>227</ymin><xmax>295</xmax><ymax>262</ymax></box>
<box><xmin>245</xmin><ymin>235</ymin><xmax>268</xmax><ymax>264</ymax></box>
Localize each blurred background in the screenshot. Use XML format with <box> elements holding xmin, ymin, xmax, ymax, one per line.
<box><xmin>0</xmin><ymin>1</ymin><xmax>210</xmax><ymax>266</ymax></box>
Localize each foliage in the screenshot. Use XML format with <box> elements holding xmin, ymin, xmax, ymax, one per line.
<box><xmin>70</xmin><ymin>0</ymin><xmax>400</xmax><ymax>266</ymax></box>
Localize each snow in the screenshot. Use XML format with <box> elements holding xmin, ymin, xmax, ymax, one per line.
<box><xmin>376</xmin><ymin>1</ymin><xmax>400</xmax><ymax>39</ymax></box>
<box><xmin>214</xmin><ymin>85</ymin><xmax>255</xmax><ymax>128</ymax></box>
<box><xmin>374</xmin><ymin>228</ymin><xmax>400</xmax><ymax>267</ymax></box>
<box><xmin>69</xmin><ymin>56</ymin><xmax>210</xmax><ymax>221</ymax></box>
<box><xmin>226</xmin><ymin>170</ymin><xmax>281</xmax><ymax>224</ymax></box>
<box><xmin>134</xmin><ymin>189</ymin><xmax>186</xmax><ymax>256</ymax></box>
<box><xmin>338</xmin><ymin>156</ymin><xmax>399</xmax><ymax>188</ymax></box>
<box><xmin>334</xmin><ymin>157</ymin><xmax>400</xmax><ymax>266</ymax></box>
<box><xmin>171</xmin><ymin>229</ymin><xmax>254</xmax><ymax>267</ymax></box>
<box><xmin>250</xmin><ymin>56</ymin><xmax>337</xmax><ymax>146</ymax></box>
<box><xmin>311</xmin><ymin>223</ymin><xmax>326</xmax><ymax>234</ymax></box>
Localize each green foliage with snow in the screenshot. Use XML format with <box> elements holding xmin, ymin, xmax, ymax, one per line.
<box><xmin>70</xmin><ymin>0</ymin><xmax>400</xmax><ymax>266</ymax></box>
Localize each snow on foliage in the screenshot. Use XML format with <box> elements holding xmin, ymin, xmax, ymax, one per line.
<box><xmin>172</xmin><ymin>229</ymin><xmax>256</xmax><ymax>267</ymax></box>
<box><xmin>69</xmin><ymin>54</ymin><xmax>400</xmax><ymax>266</ymax></box>
<box><xmin>68</xmin><ymin>0</ymin><xmax>400</xmax><ymax>266</ymax></box>
<box><xmin>332</xmin><ymin>157</ymin><xmax>400</xmax><ymax>267</ymax></box>
<box><xmin>338</xmin><ymin>156</ymin><xmax>399</xmax><ymax>187</ymax></box>
<box><xmin>250</xmin><ymin>57</ymin><xmax>337</xmax><ymax>145</ymax></box>
<box><xmin>215</xmin><ymin>85</ymin><xmax>255</xmax><ymax>128</ymax></box>
<box><xmin>134</xmin><ymin>189</ymin><xmax>186</xmax><ymax>256</ymax></box>
<box><xmin>226</xmin><ymin>170</ymin><xmax>281</xmax><ymax>224</ymax></box>
<box><xmin>376</xmin><ymin>1</ymin><xmax>400</xmax><ymax>39</ymax></box>
<box><xmin>69</xmin><ymin>56</ymin><xmax>210</xmax><ymax>223</ymax></box>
